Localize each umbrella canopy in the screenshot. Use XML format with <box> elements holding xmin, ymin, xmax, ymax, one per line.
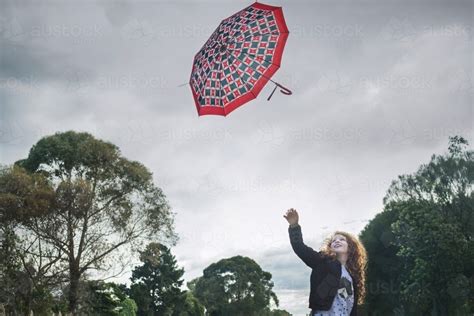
<box><xmin>190</xmin><ymin>2</ymin><xmax>290</xmax><ymax>116</ymax></box>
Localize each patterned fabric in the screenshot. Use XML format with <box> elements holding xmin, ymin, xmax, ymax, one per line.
<box><xmin>190</xmin><ymin>2</ymin><xmax>289</xmax><ymax>116</ymax></box>
<box><xmin>313</xmin><ymin>265</ymin><xmax>354</xmax><ymax>316</ymax></box>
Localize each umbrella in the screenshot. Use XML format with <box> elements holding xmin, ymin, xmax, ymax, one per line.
<box><xmin>189</xmin><ymin>2</ymin><xmax>291</xmax><ymax>116</ymax></box>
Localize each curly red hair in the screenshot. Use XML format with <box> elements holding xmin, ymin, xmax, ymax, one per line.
<box><xmin>320</xmin><ymin>230</ymin><xmax>368</xmax><ymax>305</ymax></box>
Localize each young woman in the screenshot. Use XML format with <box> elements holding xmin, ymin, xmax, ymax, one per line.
<box><xmin>283</xmin><ymin>208</ymin><xmax>367</xmax><ymax>316</ymax></box>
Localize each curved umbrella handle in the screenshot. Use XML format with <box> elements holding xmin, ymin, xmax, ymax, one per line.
<box><xmin>267</xmin><ymin>81</ymin><xmax>292</xmax><ymax>101</ymax></box>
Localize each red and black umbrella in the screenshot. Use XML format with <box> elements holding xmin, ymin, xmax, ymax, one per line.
<box><xmin>190</xmin><ymin>2</ymin><xmax>291</xmax><ymax>116</ymax></box>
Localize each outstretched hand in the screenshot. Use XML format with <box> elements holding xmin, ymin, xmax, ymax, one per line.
<box><xmin>283</xmin><ymin>208</ymin><xmax>299</xmax><ymax>225</ymax></box>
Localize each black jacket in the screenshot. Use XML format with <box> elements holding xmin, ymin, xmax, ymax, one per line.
<box><xmin>288</xmin><ymin>224</ymin><xmax>358</xmax><ymax>316</ymax></box>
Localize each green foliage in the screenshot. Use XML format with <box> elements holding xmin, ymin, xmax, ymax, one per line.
<box><xmin>359</xmin><ymin>205</ymin><xmax>403</xmax><ymax>314</ymax></box>
<box><xmin>129</xmin><ymin>242</ymin><xmax>199</xmax><ymax>316</ymax></box>
<box><xmin>14</xmin><ymin>131</ymin><xmax>176</xmax><ymax>240</ymax></box>
<box><xmin>120</xmin><ymin>298</ymin><xmax>138</xmax><ymax>316</ymax></box>
<box><xmin>391</xmin><ymin>199</ymin><xmax>471</xmax><ymax>314</ymax></box>
<box><xmin>0</xmin><ymin>266</ymin><xmax>56</xmax><ymax>316</ymax></box>
<box><xmin>82</xmin><ymin>281</ymin><xmax>136</xmax><ymax>316</ymax></box>
<box><xmin>0</xmin><ymin>165</ymin><xmax>55</xmax><ymax>223</ymax></box>
<box><xmin>172</xmin><ymin>291</ymin><xmax>205</xmax><ymax>316</ymax></box>
<box><xmin>193</xmin><ymin>255</ymin><xmax>278</xmax><ymax>316</ymax></box>
<box><xmin>362</xmin><ymin>136</ymin><xmax>473</xmax><ymax>315</ymax></box>
<box><xmin>0</xmin><ymin>197</ymin><xmax>59</xmax><ymax>315</ymax></box>
<box><xmin>0</xmin><ymin>131</ymin><xmax>177</xmax><ymax>313</ymax></box>
<box><xmin>0</xmin><ymin>223</ymin><xmax>20</xmax><ymax>311</ymax></box>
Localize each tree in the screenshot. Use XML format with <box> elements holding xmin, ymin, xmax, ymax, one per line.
<box><xmin>359</xmin><ymin>206</ymin><xmax>405</xmax><ymax>315</ymax></box>
<box><xmin>0</xmin><ymin>214</ymin><xmax>22</xmax><ymax>312</ymax></box>
<box><xmin>82</xmin><ymin>281</ymin><xmax>137</xmax><ymax>316</ymax></box>
<box><xmin>384</xmin><ymin>136</ymin><xmax>473</xmax><ymax>234</ymax></box>
<box><xmin>129</xmin><ymin>242</ymin><xmax>196</xmax><ymax>316</ymax></box>
<box><xmin>192</xmin><ymin>255</ymin><xmax>279</xmax><ymax>316</ymax></box>
<box><xmin>382</xmin><ymin>136</ymin><xmax>473</xmax><ymax>315</ymax></box>
<box><xmin>0</xmin><ymin>131</ymin><xmax>177</xmax><ymax>314</ymax></box>
<box><xmin>0</xmin><ymin>165</ymin><xmax>57</xmax><ymax>315</ymax></box>
<box><xmin>172</xmin><ymin>291</ymin><xmax>205</xmax><ymax>316</ymax></box>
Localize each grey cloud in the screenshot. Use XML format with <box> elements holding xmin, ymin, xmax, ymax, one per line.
<box><xmin>1</xmin><ymin>1</ymin><xmax>472</xmax><ymax>315</ymax></box>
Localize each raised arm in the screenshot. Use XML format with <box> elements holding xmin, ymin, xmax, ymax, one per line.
<box><xmin>284</xmin><ymin>208</ymin><xmax>325</xmax><ymax>269</ymax></box>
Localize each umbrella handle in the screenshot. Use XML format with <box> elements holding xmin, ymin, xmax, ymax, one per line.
<box><xmin>267</xmin><ymin>81</ymin><xmax>292</xmax><ymax>101</ymax></box>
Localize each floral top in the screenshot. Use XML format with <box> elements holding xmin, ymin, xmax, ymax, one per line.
<box><xmin>313</xmin><ymin>264</ymin><xmax>354</xmax><ymax>316</ymax></box>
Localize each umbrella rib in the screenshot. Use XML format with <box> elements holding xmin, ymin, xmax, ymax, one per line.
<box><xmin>229</xmin><ymin>31</ymin><xmax>281</xmax><ymax>44</ymax></box>
<box><xmin>226</xmin><ymin>48</ymin><xmax>282</xmax><ymax>89</ymax></box>
<box><xmin>226</xmin><ymin>9</ymin><xmax>285</xmax><ymax>45</ymax></box>
<box><xmin>226</xmin><ymin>10</ymin><xmax>282</xmax><ymax>44</ymax></box>
<box><xmin>223</xmin><ymin>51</ymin><xmax>257</xmax><ymax>99</ymax></box>
<box><xmin>226</xmin><ymin>45</ymin><xmax>278</xmax><ymax>67</ymax></box>
<box><xmin>196</xmin><ymin>68</ymin><xmax>213</xmax><ymax>99</ymax></box>
<box><xmin>216</xmin><ymin>57</ymin><xmax>225</xmax><ymax>110</ymax></box>
<box><xmin>196</xmin><ymin>55</ymin><xmax>221</xmax><ymax>102</ymax></box>
<box><xmin>226</xmin><ymin>47</ymin><xmax>275</xmax><ymax>79</ymax></box>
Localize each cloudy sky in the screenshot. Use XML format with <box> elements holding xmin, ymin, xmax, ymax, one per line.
<box><xmin>1</xmin><ymin>0</ymin><xmax>472</xmax><ymax>314</ymax></box>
